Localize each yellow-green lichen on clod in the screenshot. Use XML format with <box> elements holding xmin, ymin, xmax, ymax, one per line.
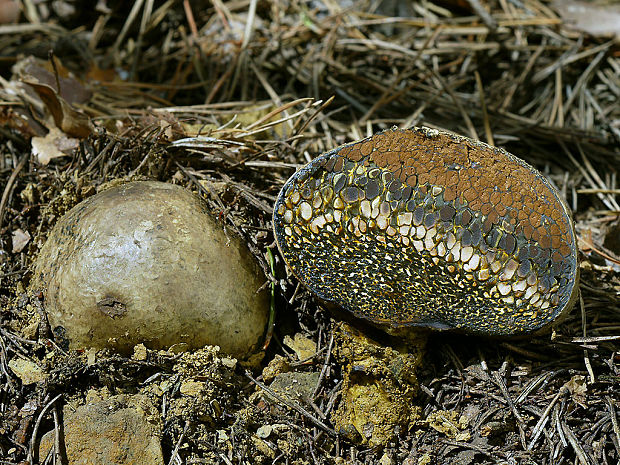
<box><xmin>273</xmin><ymin>127</ymin><xmax>579</xmax><ymax>335</ymax></box>
<box><xmin>332</xmin><ymin>322</ymin><xmax>424</xmax><ymax>446</ymax></box>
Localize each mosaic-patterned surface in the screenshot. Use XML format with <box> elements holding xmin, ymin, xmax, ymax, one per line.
<box><xmin>273</xmin><ymin>127</ymin><xmax>579</xmax><ymax>335</ymax></box>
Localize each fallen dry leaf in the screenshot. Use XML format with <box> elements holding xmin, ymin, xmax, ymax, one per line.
<box><xmin>554</xmin><ymin>0</ymin><xmax>620</xmax><ymax>37</ymax></box>
<box><xmin>22</xmin><ymin>78</ymin><xmax>93</xmax><ymax>138</ymax></box>
<box><xmin>11</xmin><ymin>229</ymin><xmax>31</xmax><ymax>253</ymax></box>
<box><xmin>564</xmin><ymin>374</ymin><xmax>588</xmax><ymax>407</ymax></box>
<box><xmin>15</xmin><ymin>56</ymin><xmax>92</xmax><ymax>105</ymax></box>
<box><xmin>31</xmin><ymin>127</ymin><xmax>79</xmax><ymax>165</ymax></box>
<box><xmin>0</xmin><ymin>0</ymin><xmax>19</xmax><ymax>24</ymax></box>
<box><xmin>283</xmin><ymin>333</ymin><xmax>317</xmax><ymax>361</ymax></box>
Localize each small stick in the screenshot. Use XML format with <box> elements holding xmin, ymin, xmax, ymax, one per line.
<box><xmin>580</xmin><ymin>291</ymin><xmax>595</xmax><ymax>384</ymax></box>
<box><xmin>167</xmin><ymin>420</ymin><xmax>189</xmax><ymax>465</ymax></box>
<box><xmin>27</xmin><ymin>394</ymin><xmax>63</xmax><ymax>464</ymax></box>
<box><xmin>0</xmin><ymin>151</ymin><xmax>29</xmax><ymax>231</ymax></box>
<box><xmin>312</xmin><ymin>332</ymin><xmax>334</xmax><ymax>399</ymax></box>
<box><xmin>466</xmin><ymin>0</ymin><xmax>497</xmax><ymax>31</ymax></box>
<box><xmin>475</xmin><ymin>71</ymin><xmax>494</xmax><ymax>146</ymax></box>
<box><xmin>246</xmin><ymin>371</ymin><xmax>336</xmax><ymax>436</ymax></box>
<box><xmin>527</xmin><ymin>387</ymin><xmax>565</xmax><ymax>450</ymax></box>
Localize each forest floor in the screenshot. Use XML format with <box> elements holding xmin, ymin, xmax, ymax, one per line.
<box><xmin>0</xmin><ymin>1</ymin><xmax>619</xmax><ymax>464</ymax></box>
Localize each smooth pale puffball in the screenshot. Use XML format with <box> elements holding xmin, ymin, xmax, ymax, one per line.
<box><xmin>31</xmin><ymin>181</ymin><xmax>269</xmax><ymax>357</ymax></box>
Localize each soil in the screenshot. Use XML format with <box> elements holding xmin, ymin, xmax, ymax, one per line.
<box><xmin>0</xmin><ymin>1</ymin><xmax>619</xmax><ymax>464</ymax></box>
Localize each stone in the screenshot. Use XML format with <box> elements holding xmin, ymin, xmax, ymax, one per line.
<box><xmin>269</xmin><ymin>371</ymin><xmax>320</xmax><ymax>403</ymax></box>
<box><xmin>8</xmin><ymin>358</ymin><xmax>46</xmax><ymax>385</ymax></box>
<box><xmin>38</xmin><ymin>394</ymin><xmax>163</xmax><ymax>465</ymax></box>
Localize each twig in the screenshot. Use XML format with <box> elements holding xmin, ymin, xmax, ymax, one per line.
<box><xmin>241</xmin><ymin>0</ymin><xmax>258</xmax><ymax>50</ymax></box>
<box><xmin>607</xmin><ymin>397</ymin><xmax>620</xmax><ymax>457</ymax></box>
<box><xmin>245</xmin><ymin>371</ymin><xmax>336</xmax><ymax>436</ymax></box>
<box><xmin>312</xmin><ymin>332</ymin><xmax>334</xmax><ymax>399</ymax></box>
<box><xmin>466</xmin><ymin>0</ymin><xmax>497</xmax><ymax>31</ymax></box>
<box><xmin>491</xmin><ymin>371</ymin><xmax>527</xmax><ymax>449</ymax></box>
<box><xmin>0</xmin><ymin>151</ymin><xmax>29</xmax><ymax>231</ymax></box>
<box><xmin>52</xmin><ymin>402</ymin><xmax>67</xmax><ymax>465</ymax></box>
<box><xmin>474</xmin><ymin>71</ymin><xmax>494</xmax><ymax>146</ymax></box>
<box><xmin>527</xmin><ymin>387</ymin><xmax>566</xmax><ymax>450</ymax></box>
<box><xmin>580</xmin><ymin>292</ymin><xmax>595</xmax><ymax>384</ymax></box>
<box><xmin>561</xmin><ymin>420</ymin><xmax>593</xmax><ymax>465</ymax></box>
<box><xmin>27</xmin><ymin>394</ymin><xmax>63</xmax><ymax>464</ymax></box>
<box><xmin>167</xmin><ymin>420</ymin><xmax>189</xmax><ymax>465</ymax></box>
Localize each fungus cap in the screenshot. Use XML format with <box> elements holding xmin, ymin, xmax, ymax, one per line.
<box><xmin>32</xmin><ymin>181</ymin><xmax>269</xmax><ymax>357</ymax></box>
<box><xmin>273</xmin><ymin>127</ymin><xmax>579</xmax><ymax>336</ymax></box>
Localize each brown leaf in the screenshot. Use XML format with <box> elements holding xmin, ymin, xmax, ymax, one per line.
<box><xmin>0</xmin><ymin>0</ymin><xmax>19</xmax><ymax>24</ymax></box>
<box><xmin>15</xmin><ymin>56</ymin><xmax>92</xmax><ymax>104</ymax></box>
<box><xmin>22</xmin><ymin>78</ymin><xmax>93</xmax><ymax>138</ymax></box>
<box><xmin>564</xmin><ymin>374</ymin><xmax>588</xmax><ymax>407</ymax></box>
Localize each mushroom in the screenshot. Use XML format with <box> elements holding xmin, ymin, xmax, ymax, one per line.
<box><xmin>31</xmin><ymin>181</ymin><xmax>269</xmax><ymax>357</ymax></box>
<box><xmin>273</xmin><ymin>127</ymin><xmax>579</xmax><ymax>336</ymax></box>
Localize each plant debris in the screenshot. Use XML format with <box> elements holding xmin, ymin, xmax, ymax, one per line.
<box><xmin>1</xmin><ymin>1</ymin><xmax>619</xmax><ymax>464</ymax></box>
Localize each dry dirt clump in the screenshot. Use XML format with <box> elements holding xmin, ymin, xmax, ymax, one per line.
<box><xmin>332</xmin><ymin>322</ymin><xmax>425</xmax><ymax>447</ymax></box>
<box><xmin>157</xmin><ymin>347</ymin><xmax>241</xmax><ymax>432</ymax></box>
<box><xmin>38</xmin><ymin>392</ymin><xmax>164</xmax><ymax>465</ymax></box>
